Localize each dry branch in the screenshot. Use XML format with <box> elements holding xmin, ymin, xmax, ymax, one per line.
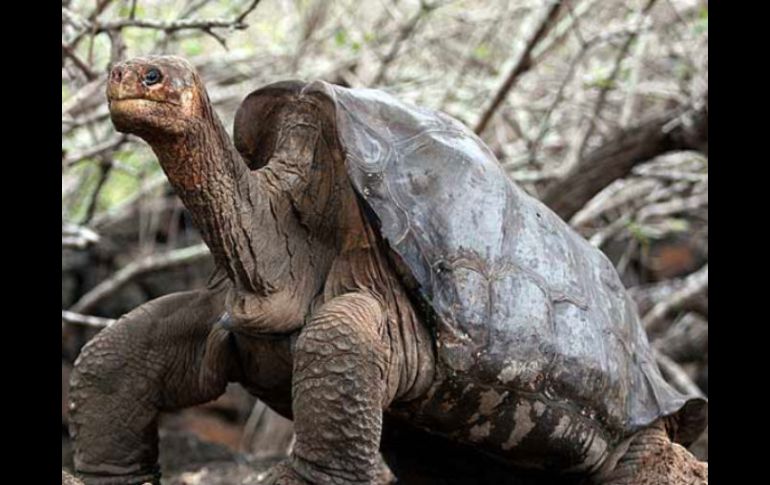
<box><xmin>69</xmin><ymin>243</ymin><xmax>210</xmax><ymax>314</ymax></box>
<box><xmin>473</xmin><ymin>1</ymin><xmax>564</xmax><ymax>135</ymax></box>
<box><xmin>372</xmin><ymin>1</ymin><xmax>436</xmax><ymax>86</ymax></box>
<box><xmin>71</xmin><ymin>0</ymin><xmax>262</xmax><ymax>35</ymax></box>
<box><xmin>541</xmin><ymin>103</ymin><xmax>707</xmax><ymax>221</ymax></box>
<box><xmin>83</xmin><ymin>159</ymin><xmax>117</xmax><ymax>224</ymax></box>
<box><xmin>63</xmin><ymin>136</ymin><xmax>127</xmax><ymax>168</ymax></box>
<box><xmin>637</xmin><ymin>192</ymin><xmax>708</xmax><ymax>221</ymax></box>
<box><xmin>62</xmin><ymin>310</ymin><xmax>116</xmax><ymax>329</ymax></box>
<box><xmin>643</xmin><ymin>264</ymin><xmax>708</xmax><ymax>334</ymax></box>
<box><xmin>61</xmin><ymin>42</ymin><xmax>98</xmax><ymax>80</ymax></box>
<box><xmin>565</xmin><ymin>0</ymin><xmax>659</xmax><ymax>167</ymax></box>
<box><xmin>96</xmin><ymin>17</ymin><xmax>246</xmax><ymax>33</ymax></box>
<box><xmin>62</xmin><ymin>223</ymin><xmax>100</xmax><ymax>250</ymax></box>
<box><xmin>572</xmin><ymin>179</ymin><xmax>659</xmax><ymax>228</ymax></box>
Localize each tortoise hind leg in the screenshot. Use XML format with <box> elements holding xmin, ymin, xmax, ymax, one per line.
<box><xmin>593</xmin><ymin>420</ymin><xmax>707</xmax><ymax>485</ymax></box>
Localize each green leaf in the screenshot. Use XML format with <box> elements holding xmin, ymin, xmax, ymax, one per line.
<box><xmin>588</xmin><ymin>76</ymin><xmax>615</xmax><ymax>90</ymax></box>
<box><xmin>334</xmin><ymin>28</ymin><xmax>347</xmax><ymax>47</ymax></box>
<box><xmin>473</xmin><ymin>43</ymin><xmax>490</xmax><ymax>60</ymax></box>
<box><xmin>627</xmin><ymin>221</ymin><xmax>651</xmax><ymax>245</ymax></box>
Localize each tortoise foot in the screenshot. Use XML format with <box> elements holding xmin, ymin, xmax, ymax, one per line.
<box><xmin>596</xmin><ymin>421</ymin><xmax>707</xmax><ymax>485</ymax></box>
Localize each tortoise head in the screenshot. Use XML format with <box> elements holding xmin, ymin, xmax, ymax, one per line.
<box><xmin>107</xmin><ymin>55</ymin><xmax>210</xmax><ymax>139</ymax></box>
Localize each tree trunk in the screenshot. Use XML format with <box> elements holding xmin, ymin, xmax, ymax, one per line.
<box><xmin>542</xmin><ymin>103</ymin><xmax>707</xmax><ymax>221</ymax></box>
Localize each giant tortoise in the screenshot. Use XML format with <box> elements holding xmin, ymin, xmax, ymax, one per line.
<box><xmin>68</xmin><ymin>56</ymin><xmax>707</xmax><ymax>485</ymax></box>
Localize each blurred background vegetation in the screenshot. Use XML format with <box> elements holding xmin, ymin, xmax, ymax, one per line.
<box><xmin>62</xmin><ymin>0</ymin><xmax>708</xmax><ymax>480</ymax></box>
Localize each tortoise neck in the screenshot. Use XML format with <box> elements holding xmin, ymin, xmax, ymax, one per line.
<box><xmin>150</xmin><ymin>111</ymin><xmax>275</xmax><ymax>294</ymax></box>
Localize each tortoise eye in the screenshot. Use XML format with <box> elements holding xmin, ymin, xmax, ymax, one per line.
<box><xmin>143</xmin><ymin>68</ymin><xmax>163</xmax><ymax>86</ymax></box>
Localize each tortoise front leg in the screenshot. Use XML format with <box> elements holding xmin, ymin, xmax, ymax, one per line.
<box><xmin>69</xmin><ymin>288</ymin><xmax>235</xmax><ymax>485</ymax></box>
<box><xmin>266</xmin><ymin>292</ymin><xmax>390</xmax><ymax>485</ymax></box>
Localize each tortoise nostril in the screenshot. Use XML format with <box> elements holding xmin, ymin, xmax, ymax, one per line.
<box><xmin>110</xmin><ymin>67</ymin><xmax>123</xmax><ymax>83</ymax></box>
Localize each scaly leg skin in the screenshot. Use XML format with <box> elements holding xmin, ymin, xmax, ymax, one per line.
<box><xmin>69</xmin><ymin>288</ymin><xmax>234</xmax><ymax>485</ymax></box>
<box><xmin>594</xmin><ymin>420</ymin><xmax>708</xmax><ymax>485</ymax></box>
<box><xmin>264</xmin><ymin>292</ymin><xmax>390</xmax><ymax>485</ymax></box>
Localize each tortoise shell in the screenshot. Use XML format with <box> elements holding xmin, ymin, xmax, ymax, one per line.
<box><xmin>233</xmin><ymin>80</ymin><xmax>707</xmax><ymax>449</ymax></box>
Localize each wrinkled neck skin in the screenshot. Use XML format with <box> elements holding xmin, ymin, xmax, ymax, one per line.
<box><xmin>150</xmin><ymin>100</ymin><xmax>338</xmax><ymax>334</ymax></box>
<box><xmin>152</xmin><ymin>117</ymin><xmax>253</xmax><ymax>287</ymax></box>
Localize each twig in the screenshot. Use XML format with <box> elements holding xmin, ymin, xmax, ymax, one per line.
<box><xmin>234</xmin><ymin>0</ymin><xmax>263</xmax><ymax>25</ymax></box>
<box><xmin>179</xmin><ymin>0</ymin><xmax>215</xmax><ymax>19</ymax></box>
<box><xmin>62</xmin><ymin>223</ymin><xmax>101</xmax><ymax>250</ymax></box>
<box><xmin>438</xmin><ymin>2</ymin><xmax>509</xmax><ymax>109</ymax></box>
<box><xmin>529</xmin><ymin>0</ymin><xmax>597</xmax><ymax>63</ymax></box>
<box><xmin>637</xmin><ymin>192</ymin><xmax>708</xmax><ymax>221</ymax></box>
<box><xmin>572</xmin><ymin>178</ymin><xmax>658</xmax><ymax>227</ymax></box>
<box><xmin>587</xmin><ymin>212</ymin><xmax>632</xmax><ymax>248</ymax></box>
<box><xmin>62</xmin><ymin>75</ymin><xmax>107</xmax><ymax>117</ymax></box>
<box><xmin>528</xmin><ymin>45</ymin><xmax>586</xmax><ymax>165</ymax></box>
<box><xmin>474</xmin><ymin>0</ymin><xmax>564</xmax><ymax>135</ymax></box>
<box><xmin>290</xmin><ymin>0</ymin><xmax>329</xmax><ymax>71</ymax></box>
<box><xmin>83</xmin><ymin>160</ymin><xmax>113</xmax><ymax>224</ymax></box>
<box><xmin>62</xmin><ymin>310</ymin><xmax>116</xmax><ymax>329</ymax></box>
<box><xmin>65</xmin><ymin>0</ymin><xmax>262</xmax><ymax>42</ymax></box>
<box><xmin>643</xmin><ymin>264</ymin><xmax>708</xmax><ymax>334</ymax></box>
<box><xmin>564</xmin><ymin>0</ymin><xmax>659</xmax><ymax>168</ymax></box>
<box><xmin>61</xmin><ymin>42</ymin><xmax>98</xmax><ymax>80</ymax></box>
<box><xmin>64</xmin><ymin>135</ymin><xmax>127</xmax><ymax>168</ymax></box>
<box><xmin>95</xmin><ymin>17</ymin><xmax>249</xmax><ymax>33</ymax></box>
<box><xmin>69</xmin><ymin>243</ymin><xmax>210</xmax><ymax>314</ymax></box>
<box><xmin>372</xmin><ymin>1</ymin><xmax>436</xmax><ymax>86</ymax></box>
<box><xmin>619</xmin><ymin>28</ymin><xmax>649</xmax><ymax>127</ymax></box>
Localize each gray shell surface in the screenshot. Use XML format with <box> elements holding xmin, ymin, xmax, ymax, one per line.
<box><xmin>234</xmin><ymin>81</ymin><xmax>707</xmax><ymax>446</ymax></box>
